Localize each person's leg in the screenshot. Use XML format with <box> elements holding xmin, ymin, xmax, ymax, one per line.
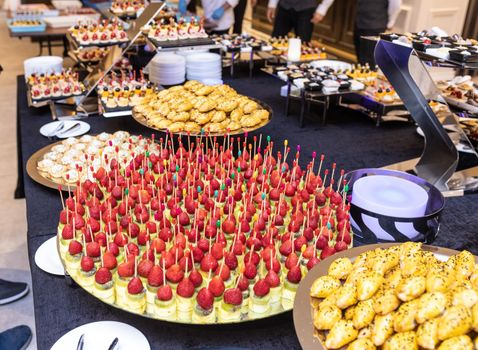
<box><xmin>353</xmin><ymin>27</ymin><xmax>362</xmax><ymax>63</ymax></box>
<box><xmin>187</xmin><ymin>0</ymin><xmax>197</xmax><ymax>14</ymax></box>
<box><xmin>0</xmin><ymin>325</ymin><xmax>32</xmax><ymax>350</ymax></box>
<box><xmin>294</xmin><ymin>7</ymin><xmax>315</xmax><ymax>42</ymax></box>
<box><xmin>0</xmin><ymin>279</ymin><xmax>29</xmax><ymax>305</ymax></box>
<box><xmin>233</xmin><ymin>0</ymin><xmax>247</xmax><ymax>34</ymax></box>
<box><xmin>354</xmin><ymin>28</ymin><xmax>385</xmax><ymax>65</ymax></box>
<box><xmin>209</xmin><ymin>29</ymin><xmax>231</xmax><ymax>36</ymax></box>
<box><xmin>271</xmin><ymin>6</ymin><xmax>293</xmax><ymax>38</ymax></box>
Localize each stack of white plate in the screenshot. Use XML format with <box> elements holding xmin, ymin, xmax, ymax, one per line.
<box><xmin>176</xmin><ymin>49</ymin><xmax>209</xmax><ymax>58</ymax></box>
<box><xmin>186</xmin><ymin>53</ymin><xmax>222</xmax><ymax>82</ymax></box>
<box><xmin>24</xmin><ymin>56</ymin><xmax>63</xmax><ymax>77</ymax></box>
<box><xmin>148</xmin><ymin>53</ymin><xmax>186</xmax><ymax>86</ymax></box>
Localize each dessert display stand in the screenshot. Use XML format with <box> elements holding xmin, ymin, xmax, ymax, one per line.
<box><xmin>338</xmin><ymin>91</ymin><xmax>409</xmax><ymax>127</ymax></box>
<box><xmin>50</xmin><ymin>1</ymin><xmax>166</xmax><ymax>120</ymax></box>
<box><xmin>262</xmin><ymin>65</ymin><xmax>407</xmax><ymax>128</ymax></box>
<box><xmin>224</xmin><ymin>48</ymin><xmax>264</xmax><ymax>79</ymax></box>
<box><xmin>145</xmin><ymin>36</ymin><xmax>221</xmax><ymax>57</ymax></box>
<box><xmin>374</xmin><ymin>39</ymin><xmax>478</xmax><ymax>196</ymax></box>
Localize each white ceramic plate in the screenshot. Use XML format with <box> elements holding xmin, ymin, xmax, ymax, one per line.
<box><xmin>34</xmin><ymin>236</ymin><xmax>64</xmax><ymax>276</ymax></box>
<box><xmin>39</xmin><ymin>120</ymin><xmax>90</xmax><ymax>139</ymax></box>
<box><xmin>51</xmin><ymin>321</ymin><xmax>150</xmax><ymax>350</ymax></box>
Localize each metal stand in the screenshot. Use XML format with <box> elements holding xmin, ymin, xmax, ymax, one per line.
<box><xmin>52</xmin><ymin>1</ymin><xmax>166</xmax><ymax>119</ymax></box>
<box><xmin>375</xmin><ymin>40</ymin><xmax>478</xmax><ymax>196</ymax></box>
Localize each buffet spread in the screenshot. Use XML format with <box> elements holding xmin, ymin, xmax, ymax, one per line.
<box><xmin>13</xmin><ymin>0</ymin><xmax>478</xmax><ymax>347</ymax></box>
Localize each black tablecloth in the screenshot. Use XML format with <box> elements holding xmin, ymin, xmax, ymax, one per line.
<box><xmin>18</xmin><ymin>72</ymin><xmax>478</xmax><ymax>350</ymax></box>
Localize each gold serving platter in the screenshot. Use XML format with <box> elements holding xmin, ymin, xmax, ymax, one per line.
<box><xmin>293</xmin><ymin>243</ymin><xmax>477</xmax><ymax>350</ymax></box>
<box><xmin>131</xmin><ymin>97</ymin><xmax>273</xmax><ymax>137</ymax></box>
<box><xmin>26</xmin><ymin>141</ymin><xmax>76</xmax><ymax>191</ymax></box>
<box><xmin>56</xmin><ymin>234</ymin><xmax>293</xmax><ymax>325</ymax></box>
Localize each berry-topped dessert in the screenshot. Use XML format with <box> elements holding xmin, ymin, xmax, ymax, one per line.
<box><xmin>56</xmin><ymin>133</ymin><xmax>352</xmax><ymax>323</ymax></box>
<box><xmin>75</xmin><ymin>47</ymin><xmax>109</xmax><ymax>64</ymax></box>
<box><xmin>144</xmin><ymin>17</ymin><xmax>208</xmax><ymax>43</ymax></box>
<box><xmin>35</xmin><ymin>131</ymin><xmax>151</xmax><ymax>188</ymax></box>
<box><xmin>110</xmin><ymin>0</ymin><xmax>145</xmax><ymax>19</ymax></box>
<box><xmin>27</xmin><ymin>69</ymin><xmax>85</xmax><ymax>101</ymax></box>
<box><xmin>97</xmin><ymin>70</ymin><xmax>154</xmax><ymax>111</ymax></box>
<box><xmin>133</xmin><ymin>80</ymin><xmax>271</xmax><ymax>135</ymax></box>
<box><xmin>69</xmin><ymin>19</ymin><xmax>129</xmax><ymax>47</ymax></box>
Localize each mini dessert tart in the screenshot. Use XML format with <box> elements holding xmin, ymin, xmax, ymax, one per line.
<box><xmin>176</xmin><ymin>276</ymin><xmax>195</xmax><ymax>322</ymax></box>
<box><xmin>126</xmin><ymin>276</ymin><xmax>146</xmax><ymax>314</ymax></box>
<box><xmin>49</xmin><ymin>164</ymin><xmax>66</xmax><ymax>180</ymax></box>
<box><xmin>106</xmin><ymin>97</ymin><xmax>118</xmax><ymax>109</ymax></box>
<box><xmin>118</xmin><ymin>96</ymin><xmax>129</xmax><ymax>107</ymax></box>
<box><xmin>192</xmin><ymin>287</ymin><xmax>216</xmax><ymax>324</ymax></box>
<box><xmin>218</xmin><ymin>288</ymin><xmax>242</xmax><ymax>322</ymax></box>
<box><xmin>93</xmin><ymin>267</ymin><xmax>115</xmax><ymax>303</ymax></box>
<box><xmin>250</xmin><ymin>279</ymin><xmax>272</xmax><ymax>315</ymax></box>
<box><xmin>77</xmin><ymin>256</ymin><xmax>97</xmax><ymax>292</ymax></box>
<box><xmin>154</xmin><ymin>284</ymin><xmax>177</xmax><ymax>318</ymax></box>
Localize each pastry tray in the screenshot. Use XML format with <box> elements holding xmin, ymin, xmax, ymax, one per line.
<box><xmin>67</xmin><ymin>32</ymin><xmax>130</xmax><ymax>49</ymax></box>
<box><xmin>99</xmin><ymin>98</ymin><xmax>133</xmax><ymax>117</ymax></box>
<box><xmin>293</xmin><ymin>243</ymin><xmax>477</xmax><ymax>350</ymax></box>
<box><xmin>26</xmin><ymin>82</ymin><xmax>85</xmax><ymax>108</ymax></box>
<box><xmin>8</xmin><ymin>19</ymin><xmax>46</xmax><ymax>33</ymax></box>
<box><xmin>148</xmin><ymin>36</ymin><xmax>215</xmax><ymax>50</ymax></box>
<box><xmin>131</xmin><ymin>97</ymin><xmax>273</xmax><ymax>137</ymax></box>
<box><xmin>26</xmin><ymin>140</ymin><xmax>78</xmax><ymax>191</ymax></box>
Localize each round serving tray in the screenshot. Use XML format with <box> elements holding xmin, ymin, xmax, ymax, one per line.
<box><xmin>26</xmin><ymin>140</ymin><xmax>76</xmax><ymax>191</ymax></box>
<box><xmin>56</xmin><ymin>234</ymin><xmax>293</xmax><ymax>325</ymax></box>
<box><xmin>293</xmin><ymin>243</ymin><xmax>477</xmax><ymax>350</ymax></box>
<box><xmin>131</xmin><ymin>97</ymin><xmax>273</xmax><ymax>137</ymax></box>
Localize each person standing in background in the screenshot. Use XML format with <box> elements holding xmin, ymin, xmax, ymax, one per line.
<box><xmin>187</xmin><ymin>0</ymin><xmax>197</xmax><ymax>14</ymax></box>
<box><xmin>314</xmin><ymin>0</ymin><xmax>402</xmax><ymax>65</ymax></box>
<box><xmin>267</xmin><ymin>0</ymin><xmax>330</xmax><ymax>42</ymax></box>
<box><xmin>179</xmin><ymin>0</ymin><xmax>239</xmax><ymax>35</ymax></box>
<box><xmin>233</xmin><ymin>0</ymin><xmax>248</xmax><ymax>34</ymax></box>
<box><xmin>233</xmin><ymin>0</ymin><xmax>260</xmax><ymax>34</ymax></box>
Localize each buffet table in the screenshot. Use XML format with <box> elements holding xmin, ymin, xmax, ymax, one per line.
<box><xmin>17</xmin><ymin>71</ymin><xmax>478</xmax><ymax>349</ymax></box>
<box><xmin>9</xmin><ymin>26</ymin><xmax>69</xmax><ymax>56</ymax></box>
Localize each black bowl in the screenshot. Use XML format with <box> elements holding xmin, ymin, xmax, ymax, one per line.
<box><xmin>344</xmin><ymin>168</ymin><xmax>445</xmax><ymax>245</ymax></box>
